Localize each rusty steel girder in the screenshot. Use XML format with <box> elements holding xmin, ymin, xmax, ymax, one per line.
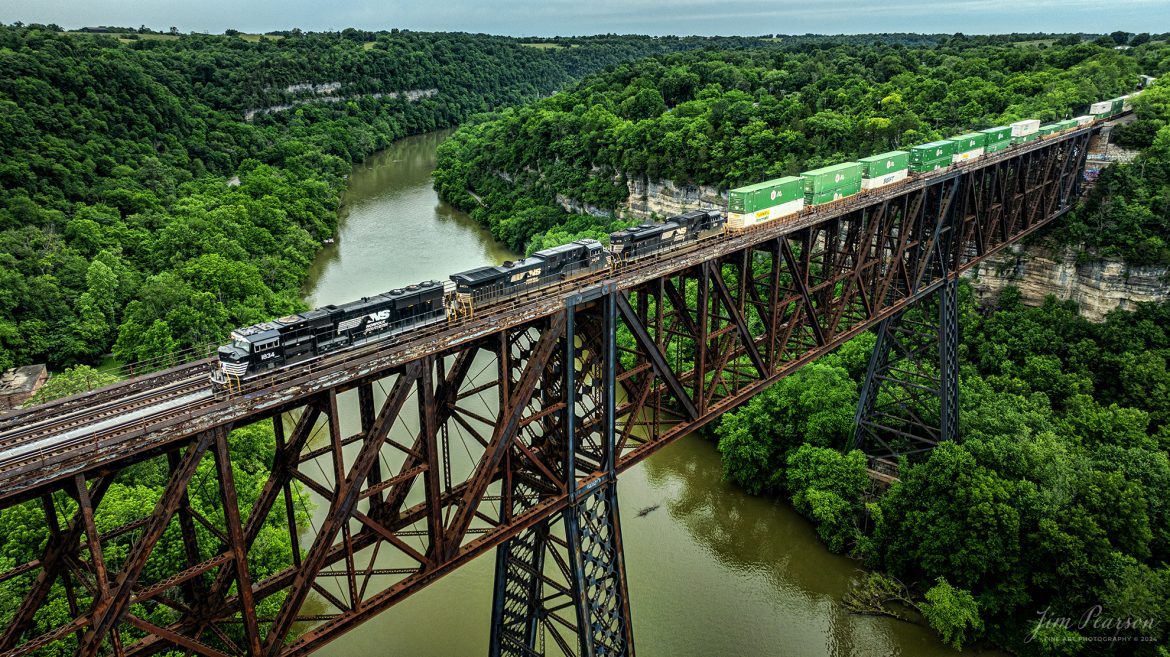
<box><xmin>0</xmin><ymin>129</ymin><xmax>1091</xmax><ymax>657</ymax></box>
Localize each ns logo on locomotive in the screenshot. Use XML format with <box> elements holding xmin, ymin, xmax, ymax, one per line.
<box><xmin>213</xmin><ymin>90</ymin><xmax>1143</xmax><ymax>387</ymax></box>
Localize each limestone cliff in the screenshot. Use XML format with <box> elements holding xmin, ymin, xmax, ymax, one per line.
<box><xmin>622</xmin><ymin>175</ymin><xmax>725</xmax><ymax>220</ymax></box>
<box><xmin>967</xmin><ymin>245</ymin><xmax>1170</xmax><ymax>321</ymax></box>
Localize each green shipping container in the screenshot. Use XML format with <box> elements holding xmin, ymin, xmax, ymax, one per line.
<box><xmin>1111</xmin><ymin>98</ymin><xmax>1124</xmax><ymax>115</ymax></box>
<box><xmin>800</xmin><ymin>162</ymin><xmax>863</xmax><ymax>194</ymax></box>
<box><xmin>806</xmin><ymin>179</ymin><xmax>862</xmax><ymax>205</ymax></box>
<box><xmin>1039</xmin><ymin>124</ymin><xmax>1060</xmax><ymax>136</ymax></box>
<box><xmin>984</xmin><ymin>138</ymin><xmax>1013</xmax><ymax>154</ymax></box>
<box><xmin>909</xmin><ymin>140</ymin><xmax>956</xmax><ymax>164</ymax></box>
<box><xmin>858</xmin><ymin>151</ymin><xmax>909</xmax><ymax>178</ymax></box>
<box><xmin>909</xmin><ymin>156</ymin><xmax>952</xmax><ymax>173</ymax></box>
<box><xmin>948</xmin><ymin>133</ymin><xmax>986</xmax><ymax>151</ymax></box>
<box><xmin>979</xmin><ymin>126</ymin><xmax>1012</xmax><ymax>142</ymax></box>
<box><xmin>728</xmin><ymin>176</ymin><xmax>805</xmax><ymax>214</ymax></box>
<box><xmin>1011</xmin><ymin>133</ymin><xmax>1040</xmax><ymax>145</ymax></box>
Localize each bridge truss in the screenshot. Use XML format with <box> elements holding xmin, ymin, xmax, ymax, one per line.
<box><xmin>0</xmin><ymin>130</ymin><xmax>1090</xmax><ymax>656</ymax></box>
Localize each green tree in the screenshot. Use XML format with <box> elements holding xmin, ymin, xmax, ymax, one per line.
<box><xmin>27</xmin><ymin>365</ymin><xmax>119</xmax><ymax>404</ymax></box>
<box><xmin>921</xmin><ymin>577</ymin><xmax>984</xmax><ymax>650</ymax></box>
<box><xmin>716</xmin><ymin>361</ymin><xmax>858</xmax><ymax>494</ymax></box>
<box><xmin>785</xmin><ymin>446</ymin><xmax>868</xmax><ymax>553</ymax></box>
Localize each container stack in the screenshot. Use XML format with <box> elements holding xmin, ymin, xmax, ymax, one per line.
<box><xmin>726</xmin><ymin>176</ymin><xmax>805</xmax><ymax>230</ymax></box>
<box><xmin>858</xmin><ymin>151</ymin><xmax>909</xmax><ymax>191</ymax></box>
<box><xmin>949</xmin><ymin>133</ymin><xmax>987</xmax><ymax>162</ymax></box>
<box><xmin>980</xmin><ymin>126</ymin><xmax>1013</xmax><ymax>154</ymax></box>
<box><xmin>800</xmin><ymin>162</ymin><xmax>863</xmax><ymax>205</ymax></box>
<box><xmin>909</xmin><ymin>140</ymin><xmax>955</xmax><ymax>173</ymax></box>
<box><xmin>1010</xmin><ymin>119</ymin><xmax>1041</xmax><ymax>145</ymax></box>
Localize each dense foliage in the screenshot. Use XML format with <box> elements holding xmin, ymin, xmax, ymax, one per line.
<box><xmin>0</xmin><ymin>25</ymin><xmax>761</xmax><ymax>372</ymax></box>
<box><xmin>434</xmin><ymin>39</ymin><xmax>1170</xmax><ymax>253</ymax></box>
<box><xmin>715</xmin><ymin>287</ymin><xmax>1170</xmax><ymax>654</ymax></box>
<box><xmin>1051</xmin><ymin>77</ymin><xmax>1170</xmax><ymax>264</ymax></box>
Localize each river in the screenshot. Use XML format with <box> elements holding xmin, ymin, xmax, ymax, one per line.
<box><xmin>300</xmin><ymin>130</ymin><xmax>1002</xmax><ymax>656</ymax></box>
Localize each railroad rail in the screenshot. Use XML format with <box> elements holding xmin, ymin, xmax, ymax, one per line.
<box><xmin>0</xmin><ymin>126</ymin><xmax>1092</xmax><ymax>657</ymax></box>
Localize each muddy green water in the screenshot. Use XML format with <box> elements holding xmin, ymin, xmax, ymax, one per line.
<box><xmin>300</xmin><ymin>130</ymin><xmax>1004</xmax><ymax>657</ymax></box>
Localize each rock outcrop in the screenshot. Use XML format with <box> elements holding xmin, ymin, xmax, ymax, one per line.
<box><xmin>967</xmin><ymin>245</ymin><xmax>1170</xmax><ymax>321</ymax></box>
<box><xmin>623</xmin><ymin>175</ymin><xmax>725</xmax><ymax>220</ymax></box>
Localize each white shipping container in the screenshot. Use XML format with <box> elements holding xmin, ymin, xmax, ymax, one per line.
<box><xmin>861</xmin><ymin>169</ymin><xmax>909</xmax><ymax>191</ymax></box>
<box><xmin>952</xmin><ymin>148</ymin><xmax>985</xmax><ymax>163</ymax></box>
<box><xmin>1089</xmin><ymin>101</ymin><xmax>1113</xmax><ymax>115</ymax></box>
<box><xmin>1010</xmin><ymin>120</ymin><xmax>1041</xmax><ymax>137</ymax></box>
<box><xmin>1073</xmin><ymin>115</ymin><xmax>1094</xmax><ymax>126</ymax></box>
<box><xmin>727</xmin><ymin>198</ymin><xmax>805</xmax><ymax>230</ymax></box>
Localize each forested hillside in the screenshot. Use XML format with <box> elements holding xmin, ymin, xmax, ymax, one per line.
<box><xmin>429</xmin><ymin>34</ymin><xmax>1170</xmax><ymax>654</ymax></box>
<box><xmin>1052</xmin><ymin>77</ymin><xmax>1170</xmax><ymax>264</ymax></box>
<box><xmin>433</xmin><ymin>39</ymin><xmax>1170</xmax><ymax>254</ymax></box>
<box><xmin>0</xmin><ymin>25</ymin><xmax>763</xmax><ymax>372</ymax></box>
<box><xmin>715</xmin><ymin>286</ymin><xmax>1170</xmax><ymax>655</ymax></box>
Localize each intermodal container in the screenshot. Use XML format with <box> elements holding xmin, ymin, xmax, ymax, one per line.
<box><xmin>727</xmin><ymin>198</ymin><xmax>805</xmax><ymax>231</ymax></box>
<box><xmin>800</xmin><ymin>162</ymin><xmax>863</xmax><ymax>194</ymax></box>
<box><xmin>728</xmin><ymin>176</ymin><xmax>805</xmax><ymax>215</ymax></box>
<box><xmin>979</xmin><ymin>126</ymin><xmax>1012</xmax><ymax>142</ymax></box>
<box><xmin>806</xmin><ymin>179</ymin><xmax>862</xmax><ymax>205</ymax></box>
<box><xmin>952</xmin><ymin>148</ymin><xmax>985</xmax><ymax>163</ymax></box>
<box><xmin>1089</xmin><ymin>100</ymin><xmax>1113</xmax><ymax>115</ymax></box>
<box><xmin>1111</xmin><ymin>98</ymin><xmax>1125</xmax><ymax>115</ymax></box>
<box><xmin>1011</xmin><ymin>133</ymin><xmax>1040</xmax><ymax>145</ymax></box>
<box><xmin>984</xmin><ymin>138</ymin><xmax>1012</xmax><ymax>154</ymax></box>
<box><xmin>949</xmin><ymin>133</ymin><xmax>986</xmax><ymax>151</ymax></box>
<box><xmin>1073</xmin><ymin>115</ymin><xmax>1094</xmax><ymax>126</ymax></box>
<box><xmin>909</xmin><ymin>156</ymin><xmax>952</xmax><ymax>173</ymax></box>
<box><xmin>1039</xmin><ymin>124</ymin><xmax>1060</xmax><ymax>136</ymax></box>
<box><xmin>909</xmin><ymin>141</ymin><xmax>955</xmax><ymax>164</ymax></box>
<box><xmin>1010</xmin><ymin>119</ymin><xmax>1041</xmax><ymax>137</ymax></box>
<box><xmin>858</xmin><ymin>151</ymin><xmax>909</xmax><ymax>178</ymax></box>
<box><xmin>861</xmin><ymin>169</ymin><xmax>908</xmax><ymax>191</ymax></box>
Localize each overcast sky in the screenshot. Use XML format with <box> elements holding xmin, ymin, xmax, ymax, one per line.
<box><xmin>2</xmin><ymin>0</ymin><xmax>1165</xmax><ymax>37</ymax></box>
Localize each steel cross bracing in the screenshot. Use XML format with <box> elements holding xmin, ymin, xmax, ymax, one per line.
<box><xmin>0</xmin><ymin>129</ymin><xmax>1091</xmax><ymax>656</ymax></box>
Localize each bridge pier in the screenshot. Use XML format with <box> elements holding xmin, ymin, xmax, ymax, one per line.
<box><xmin>852</xmin><ymin>277</ymin><xmax>960</xmax><ymax>459</ymax></box>
<box><xmin>490</xmin><ymin>293</ymin><xmax>634</xmax><ymax>657</ymax></box>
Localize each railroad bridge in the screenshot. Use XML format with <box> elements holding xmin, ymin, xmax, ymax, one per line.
<box><xmin>0</xmin><ymin>127</ymin><xmax>1092</xmax><ymax>657</ymax></box>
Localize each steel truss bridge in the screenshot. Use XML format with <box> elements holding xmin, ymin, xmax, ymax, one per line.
<box><xmin>0</xmin><ymin>128</ymin><xmax>1092</xmax><ymax>657</ymax></box>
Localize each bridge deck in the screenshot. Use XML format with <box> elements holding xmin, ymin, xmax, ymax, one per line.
<box><xmin>0</xmin><ymin>128</ymin><xmax>1091</xmax><ymax>505</ymax></box>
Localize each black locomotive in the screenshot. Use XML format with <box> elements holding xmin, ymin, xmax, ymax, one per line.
<box><xmin>446</xmin><ymin>239</ymin><xmax>609</xmax><ymax>318</ymax></box>
<box><xmin>609</xmin><ymin>209</ymin><xmax>726</xmax><ymax>264</ymax></box>
<box><xmin>213</xmin><ymin>281</ymin><xmax>445</xmax><ymax>383</ymax></box>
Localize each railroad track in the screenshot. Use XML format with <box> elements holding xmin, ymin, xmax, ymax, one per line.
<box><xmin>0</xmin><ymin>126</ymin><xmax>1092</xmax><ymax>476</ymax></box>
<box><xmin>0</xmin><ymin>375</ymin><xmax>209</xmax><ymax>453</ymax></box>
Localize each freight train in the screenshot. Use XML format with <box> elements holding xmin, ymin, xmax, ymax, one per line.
<box><xmin>212</xmin><ymin>92</ymin><xmax>1137</xmax><ymax>385</ymax></box>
